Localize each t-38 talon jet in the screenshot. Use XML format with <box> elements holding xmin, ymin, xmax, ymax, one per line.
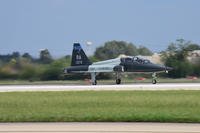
<box><xmin>64</xmin><ymin>43</ymin><xmax>173</xmax><ymax>85</ymax></box>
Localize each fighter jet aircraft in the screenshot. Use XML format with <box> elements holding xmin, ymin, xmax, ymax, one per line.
<box><xmin>64</xmin><ymin>43</ymin><xmax>173</xmax><ymax>85</ymax></box>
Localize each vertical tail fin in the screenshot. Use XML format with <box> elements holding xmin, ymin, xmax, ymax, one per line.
<box><xmin>71</xmin><ymin>43</ymin><xmax>91</xmax><ymax>66</ymax></box>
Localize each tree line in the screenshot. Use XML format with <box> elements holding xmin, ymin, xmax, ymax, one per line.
<box><xmin>162</xmin><ymin>39</ymin><xmax>200</xmax><ymax>78</ymax></box>
<box><xmin>0</xmin><ymin>40</ymin><xmax>200</xmax><ymax>81</ymax></box>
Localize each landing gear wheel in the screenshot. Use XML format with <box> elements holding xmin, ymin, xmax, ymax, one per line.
<box><xmin>92</xmin><ymin>80</ymin><xmax>97</xmax><ymax>85</ymax></box>
<box><xmin>152</xmin><ymin>79</ymin><xmax>157</xmax><ymax>84</ymax></box>
<box><xmin>116</xmin><ymin>79</ymin><xmax>121</xmax><ymax>84</ymax></box>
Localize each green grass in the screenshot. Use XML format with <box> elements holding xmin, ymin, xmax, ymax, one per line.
<box><xmin>0</xmin><ymin>90</ymin><xmax>200</xmax><ymax>122</ymax></box>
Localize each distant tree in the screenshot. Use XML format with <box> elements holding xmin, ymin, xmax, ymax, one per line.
<box><xmin>166</xmin><ymin>39</ymin><xmax>200</xmax><ymax>53</ymax></box>
<box><xmin>65</xmin><ymin>55</ymin><xmax>71</xmax><ymax>59</ymax></box>
<box><xmin>138</xmin><ymin>46</ymin><xmax>153</xmax><ymax>55</ymax></box>
<box><xmin>162</xmin><ymin>39</ymin><xmax>199</xmax><ymax>78</ymax></box>
<box><xmin>19</xmin><ymin>65</ymin><xmax>37</xmax><ymax>80</ymax></box>
<box><xmin>11</xmin><ymin>52</ymin><xmax>20</xmax><ymax>59</ymax></box>
<box><xmin>94</xmin><ymin>40</ymin><xmax>138</xmax><ymax>60</ymax></box>
<box><xmin>39</xmin><ymin>49</ymin><xmax>53</xmax><ymax>64</ymax></box>
<box><xmin>89</xmin><ymin>56</ymin><xmax>99</xmax><ymax>63</ymax></box>
<box><xmin>0</xmin><ymin>52</ymin><xmax>21</xmax><ymax>63</ymax></box>
<box><xmin>0</xmin><ymin>54</ymin><xmax>11</xmax><ymax>63</ymax></box>
<box><xmin>185</xmin><ymin>44</ymin><xmax>200</xmax><ymax>51</ymax></box>
<box><xmin>40</xmin><ymin>59</ymin><xmax>65</xmax><ymax>80</ymax></box>
<box><xmin>22</xmin><ymin>53</ymin><xmax>32</xmax><ymax>59</ymax></box>
<box><xmin>22</xmin><ymin>53</ymin><xmax>33</xmax><ymax>62</ymax></box>
<box><xmin>167</xmin><ymin>43</ymin><xmax>177</xmax><ymax>52</ymax></box>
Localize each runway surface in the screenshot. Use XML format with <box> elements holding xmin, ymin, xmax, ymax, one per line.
<box><xmin>0</xmin><ymin>83</ymin><xmax>200</xmax><ymax>92</ymax></box>
<box><xmin>0</xmin><ymin>122</ymin><xmax>200</xmax><ymax>133</ymax></box>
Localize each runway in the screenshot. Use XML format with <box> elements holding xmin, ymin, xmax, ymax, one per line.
<box><xmin>0</xmin><ymin>122</ymin><xmax>200</xmax><ymax>133</ymax></box>
<box><xmin>0</xmin><ymin>83</ymin><xmax>200</xmax><ymax>92</ymax></box>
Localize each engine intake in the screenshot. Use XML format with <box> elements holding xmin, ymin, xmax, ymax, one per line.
<box><xmin>113</xmin><ymin>65</ymin><xmax>124</xmax><ymax>72</ymax></box>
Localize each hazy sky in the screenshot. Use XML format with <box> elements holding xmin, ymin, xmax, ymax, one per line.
<box><xmin>0</xmin><ymin>0</ymin><xmax>200</xmax><ymax>57</ymax></box>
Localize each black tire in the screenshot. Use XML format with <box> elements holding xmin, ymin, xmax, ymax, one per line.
<box><xmin>116</xmin><ymin>79</ymin><xmax>121</xmax><ymax>84</ymax></box>
<box><xmin>152</xmin><ymin>79</ymin><xmax>157</xmax><ymax>84</ymax></box>
<box><xmin>92</xmin><ymin>80</ymin><xmax>97</xmax><ymax>85</ymax></box>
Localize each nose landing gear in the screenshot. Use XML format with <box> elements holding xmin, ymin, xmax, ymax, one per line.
<box><xmin>116</xmin><ymin>79</ymin><xmax>121</xmax><ymax>84</ymax></box>
<box><xmin>152</xmin><ymin>72</ymin><xmax>157</xmax><ymax>84</ymax></box>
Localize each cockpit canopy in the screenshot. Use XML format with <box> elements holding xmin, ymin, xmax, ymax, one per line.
<box><xmin>121</xmin><ymin>56</ymin><xmax>151</xmax><ymax>64</ymax></box>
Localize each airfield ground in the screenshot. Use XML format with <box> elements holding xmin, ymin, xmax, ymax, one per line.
<box><xmin>0</xmin><ymin>90</ymin><xmax>200</xmax><ymax>123</ymax></box>
<box><xmin>1</xmin><ymin>122</ymin><xmax>200</xmax><ymax>133</ymax></box>
<box><xmin>0</xmin><ymin>78</ymin><xmax>200</xmax><ymax>85</ymax></box>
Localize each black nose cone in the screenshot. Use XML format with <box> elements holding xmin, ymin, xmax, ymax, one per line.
<box><xmin>166</xmin><ymin>66</ymin><xmax>173</xmax><ymax>71</ymax></box>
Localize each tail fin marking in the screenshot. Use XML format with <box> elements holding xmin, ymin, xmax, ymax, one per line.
<box><xmin>71</xmin><ymin>43</ymin><xmax>91</xmax><ymax>66</ymax></box>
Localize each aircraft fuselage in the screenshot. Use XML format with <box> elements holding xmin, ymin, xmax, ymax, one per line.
<box><xmin>65</xmin><ymin>57</ymin><xmax>172</xmax><ymax>74</ymax></box>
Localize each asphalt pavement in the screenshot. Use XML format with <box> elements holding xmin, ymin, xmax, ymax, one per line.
<box><xmin>0</xmin><ymin>122</ymin><xmax>200</xmax><ymax>133</ymax></box>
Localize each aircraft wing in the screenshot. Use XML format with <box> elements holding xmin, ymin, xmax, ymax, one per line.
<box><xmin>88</xmin><ymin>64</ymin><xmax>117</xmax><ymax>73</ymax></box>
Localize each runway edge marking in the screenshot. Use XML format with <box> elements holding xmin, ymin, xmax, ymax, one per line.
<box><xmin>0</xmin><ymin>83</ymin><xmax>200</xmax><ymax>92</ymax></box>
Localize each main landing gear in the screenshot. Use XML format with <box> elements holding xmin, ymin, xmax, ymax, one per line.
<box><xmin>91</xmin><ymin>72</ymin><xmax>122</xmax><ymax>85</ymax></box>
<box><xmin>91</xmin><ymin>72</ymin><xmax>97</xmax><ymax>85</ymax></box>
<box><xmin>93</xmin><ymin>80</ymin><xmax>97</xmax><ymax>85</ymax></box>
<box><xmin>116</xmin><ymin>72</ymin><xmax>121</xmax><ymax>84</ymax></box>
<box><xmin>91</xmin><ymin>72</ymin><xmax>157</xmax><ymax>85</ymax></box>
<box><xmin>152</xmin><ymin>72</ymin><xmax>157</xmax><ymax>84</ymax></box>
<box><xmin>116</xmin><ymin>79</ymin><xmax>121</xmax><ymax>84</ymax></box>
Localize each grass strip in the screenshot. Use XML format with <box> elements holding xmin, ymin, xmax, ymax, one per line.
<box><xmin>0</xmin><ymin>90</ymin><xmax>200</xmax><ymax>122</ymax></box>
